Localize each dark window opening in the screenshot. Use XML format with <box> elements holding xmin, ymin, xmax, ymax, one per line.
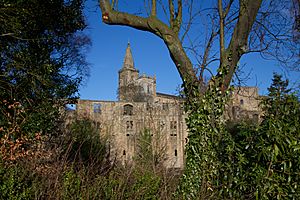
<box><xmin>93</xmin><ymin>103</ymin><xmax>101</xmax><ymax>113</ymax></box>
<box><xmin>124</xmin><ymin>104</ymin><xmax>133</xmax><ymax>115</ymax></box>
<box><xmin>175</xmin><ymin>149</ymin><xmax>178</xmax><ymax>157</ymax></box>
<box><xmin>185</xmin><ymin>138</ymin><xmax>188</xmax><ymax>144</ymax></box>
<box><xmin>170</xmin><ymin>121</ymin><xmax>177</xmax><ymax>130</ymax></box>
<box><xmin>240</xmin><ymin>99</ymin><xmax>244</xmax><ymax>105</ymax></box>
<box><xmin>126</xmin><ymin>120</ymin><xmax>133</xmax><ymax>130</ymax></box>
<box><xmin>123</xmin><ymin>150</ymin><xmax>126</xmax><ymax>155</ymax></box>
<box><xmin>146</xmin><ymin>103</ymin><xmax>151</xmax><ymax>111</ymax></box>
<box><xmin>126</xmin><ymin>133</ymin><xmax>130</xmax><ymax>136</ymax></box>
<box><xmin>170</xmin><ymin>133</ymin><xmax>177</xmax><ymax>136</ymax></box>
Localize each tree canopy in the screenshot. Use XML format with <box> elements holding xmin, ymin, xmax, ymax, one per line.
<box><xmin>0</xmin><ymin>0</ymin><xmax>90</xmax><ymax>159</ymax></box>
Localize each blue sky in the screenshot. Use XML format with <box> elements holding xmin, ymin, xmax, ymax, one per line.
<box><xmin>80</xmin><ymin>0</ymin><xmax>299</xmax><ymax>101</ymax></box>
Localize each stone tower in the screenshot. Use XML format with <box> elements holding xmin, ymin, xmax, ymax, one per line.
<box><xmin>118</xmin><ymin>43</ymin><xmax>139</xmax><ymax>101</ymax></box>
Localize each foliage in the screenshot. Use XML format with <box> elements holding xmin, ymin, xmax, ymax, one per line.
<box><xmin>216</xmin><ymin>74</ymin><xmax>299</xmax><ymax>199</ymax></box>
<box><xmin>128</xmin><ymin>129</ymin><xmax>162</xmax><ymax>199</ymax></box>
<box><xmin>135</xmin><ymin>129</ymin><xmax>164</xmax><ymax>170</ymax></box>
<box><xmin>62</xmin><ymin>168</ymin><xmax>82</xmax><ymax>199</ymax></box>
<box><xmin>177</xmin><ymin>73</ymin><xmax>300</xmax><ymax>199</ymax></box>
<box><xmin>65</xmin><ymin>117</ymin><xmax>108</xmax><ymax>171</ymax></box>
<box><xmin>177</xmin><ymin>83</ymin><xmax>231</xmax><ymax>199</ymax></box>
<box><xmin>0</xmin><ymin>0</ymin><xmax>90</xmax><ymax>160</ymax></box>
<box><xmin>0</xmin><ymin>118</ymin><xmax>180</xmax><ymax>200</ymax></box>
<box><xmin>0</xmin><ymin>161</ymin><xmax>34</xmax><ymax>200</ymax></box>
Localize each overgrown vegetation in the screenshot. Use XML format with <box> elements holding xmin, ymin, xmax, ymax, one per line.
<box><xmin>0</xmin><ymin>118</ymin><xmax>180</xmax><ymax>199</ymax></box>
<box><xmin>1</xmin><ymin>69</ymin><xmax>299</xmax><ymax>200</ymax></box>
<box><xmin>0</xmin><ymin>0</ymin><xmax>90</xmax><ymax>160</ymax></box>
<box><xmin>178</xmin><ymin>73</ymin><xmax>300</xmax><ymax>199</ymax></box>
<box><xmin>1</xmin><ymin>0</ymin><xmax>299</xmax><ymax>199</ymax></box>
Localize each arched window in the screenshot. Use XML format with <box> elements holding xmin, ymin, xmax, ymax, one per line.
<box><xmin>123</xmin><ymin>104</ymin><xmax>133</xmax><ymax>115</ymax></box>
<box><xmin>240</xmin><ymin>99</ymin><xmax>244</xmax><ymax>105</ymax></box>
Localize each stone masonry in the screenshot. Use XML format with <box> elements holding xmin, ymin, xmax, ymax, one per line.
<box><xmin>75</xmin><ymin>43</ymin><xmax>262</xmax><ymax>169</ymax></box>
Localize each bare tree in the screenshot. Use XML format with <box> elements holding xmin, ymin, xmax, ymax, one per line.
<box><xmin>98</xmin><ymin>0</ymin><xmax>298</xmax><ymax>98</ymax></box>
<box><xmin>98</xmin><ymin>2</ymin><xmax>299</xmax><ymax>197</ymax></box>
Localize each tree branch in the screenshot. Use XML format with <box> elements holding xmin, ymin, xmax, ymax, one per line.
<box><xmin>224</xmin><ymin>0</ymin><xmax>234</xmax><ymax>18</ymax></box>
<box><xmin>168</xmin><ymin>0</ymin><xmax>175</xmax><ymax>28</ymax></box>
<box><xmin>99</xmin><ymin>0</ymin><xmax>198</xmax><ymax>91</ymax></box>
<box><xmin>217</xmin><ymin>0</ymin><xmax>263</xmax><ymax>91</ymax></box>
<box><xmin>151</xmin><ymin>0</ymin><xmax>156</xmax><ymax>16</ymax></box>
<box><xmin>218</xmin><ymin>0</ymin><xmax>225</xmax><ymax>63</ymax></box>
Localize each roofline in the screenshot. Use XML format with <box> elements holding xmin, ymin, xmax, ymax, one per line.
<box><xmin>156</xmin><ymin>92</ymin><xmax>183</xmax><ymax>99</ymax></box>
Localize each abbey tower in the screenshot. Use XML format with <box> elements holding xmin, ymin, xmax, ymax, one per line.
<box><xmin>74</xmin><ymin>43</ymin><xmax>262</xmax><ymax>169</ymax></box>
<box><xmin>118</xmin><ymin>43</ymin><xmax>156</xmax><ymax>102</ymax></box>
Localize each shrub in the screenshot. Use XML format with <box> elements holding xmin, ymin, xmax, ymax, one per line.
<box><xmin>0</xmin><ymin>160</ymin><xmax>34</xmax><ymax>200</ymax></box>
<box><xmin>220</xmin><ymin>74</ymin><xmax>300</xmax><ymax>199</ymax></box>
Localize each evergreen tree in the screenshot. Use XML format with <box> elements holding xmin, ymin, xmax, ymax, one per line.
<box><xmin>268</xmin><ymin>73</ymin><xmax>291</xmax><ymax>99</ymax></box>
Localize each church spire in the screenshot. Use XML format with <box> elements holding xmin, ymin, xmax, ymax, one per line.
<box><xmin>123</xmin><ymin>42</ymin><xmax>135</xmax><ymax>69</ymax></box>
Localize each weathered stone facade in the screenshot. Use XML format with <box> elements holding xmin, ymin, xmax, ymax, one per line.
<box><xmin>226</xmin><ymin>87</ymin><xmax>262</xmax><ymax>122</ymax></box>
<box><xmin>75</xmin><ymin>43</ymin><xmax>262</xmax><ymax>169</ymax></box>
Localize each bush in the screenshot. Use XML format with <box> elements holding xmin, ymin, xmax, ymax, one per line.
<box><xmin>219</xmin><ymin>74</ymin><xmax>300</xmax><ymax>199</ymax></box>
<box><xmin>65</xmin><ymin>118</ymin><xmax>109</xmax><ymax>173</ymax></box>
<box><xmin>0</xmin><ymin>161</ymin><xmax>34</xmax><ymax>200</ymax></box>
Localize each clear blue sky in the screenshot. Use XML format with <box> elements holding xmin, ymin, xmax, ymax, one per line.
<box><xmin>80</xmin><ymin>0</ymin><xmax>299</xmax><ymax>101</ymax></box>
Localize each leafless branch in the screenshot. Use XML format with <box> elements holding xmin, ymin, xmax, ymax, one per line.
<box><xmin>151</xmin><ymin>0</ymin><xmax>156</xmax><ymax>16</ymax></box>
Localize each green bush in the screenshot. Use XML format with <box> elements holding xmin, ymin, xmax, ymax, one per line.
<box><xmin>66</xmin><ymin>118</ymin><xmax>108</xmax><ymax>172</ymax></box>
<box><xmin>219</xmin><ymin>74</ymin><xmax>300</xmax><ymax>199</ymax></box>
<box><xmin>0</xmin><ymin>161</ymin><xmax>34</xmax><ymax>200</ymax></box>
<box><xmin>62</xmin><ymin>168</ymin><xmax>82</xmax><ymax>199</ymax></box>
<box><xmin>179</xmin><ymin>74</ymin><xmax>300</xmax><ymax>199</ymax></box>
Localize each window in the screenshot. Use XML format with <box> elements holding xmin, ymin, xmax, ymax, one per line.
<box><xmin>123</xmin><ymin>150</ymin><xmax>126</xmax><ymax>155</ymax></box>
<box><xmin>185</xmin><ymin>138</ymin><xmax>189</xmax><ymax>144</ymax></box>
<box><xmin>175</xmin><ymin>149</ymin><xmax>178</xmax><ymax>157</ymax></box>
<box><xmin>162</xmin><ymin>103</ymin><xmax>168</xmax><ymax>110</ymax></box>
<box><xmin>240</xmin><ymin>99</ymin><xmax>244</xmax><ymax>105</ymax></box>
<box><xmin>170</xmin><ymin>133</ymin><xmax>177</xmax><ymax>136</ymax></box>
<box><xmin>66</xmin><ymin>104</ymin><xmax>76</xmax><ymax>111</ymax></box>
<box><xmin>93</xmin><ymin>103</ymin><xmax>101</xmax><ymax>113</ymax></box>
<box><xmin>126</xmin><ymin>120</ymin><xmax>133</xmax><ymax>130</ymax></box>
<box><xmin>146</xmin><ymin>103</ymin><xmax>151</xmax><ymax>111</ymax></box>
<box><xmin>124</xmin><ymin>104</ymin><xmax>133</xmax><ymax>115</ymax></box>
<box><xmin>170</xmin><ymin>121</ymin><xmax>177</xmax><ymax>130</ymax></box>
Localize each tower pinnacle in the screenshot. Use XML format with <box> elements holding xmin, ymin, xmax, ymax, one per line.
<box><xmin>123</xmin><ymin>42</ymin><xmax>135</xmax><ymax>69</ymax></box>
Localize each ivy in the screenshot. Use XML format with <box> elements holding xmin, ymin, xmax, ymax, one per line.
<box><xmin>178</xmin><ymin>80</ymin><xmax>232</xmax><ymax>199</ymax></box>
<box><xmin>177</xmin><ymin>73</ymin><xmax>300</xmax><ymax>199</ymax></box>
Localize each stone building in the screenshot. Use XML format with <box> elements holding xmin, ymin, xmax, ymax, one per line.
<box><xmin>226</xmin><ymin>87</ymin><xmax>262</xmax><ymax>122</ymax></box>
<box><xmin>75</xmin><ymin>43</ymin><xmax>262</xmax><ymax>169</ymax></box>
